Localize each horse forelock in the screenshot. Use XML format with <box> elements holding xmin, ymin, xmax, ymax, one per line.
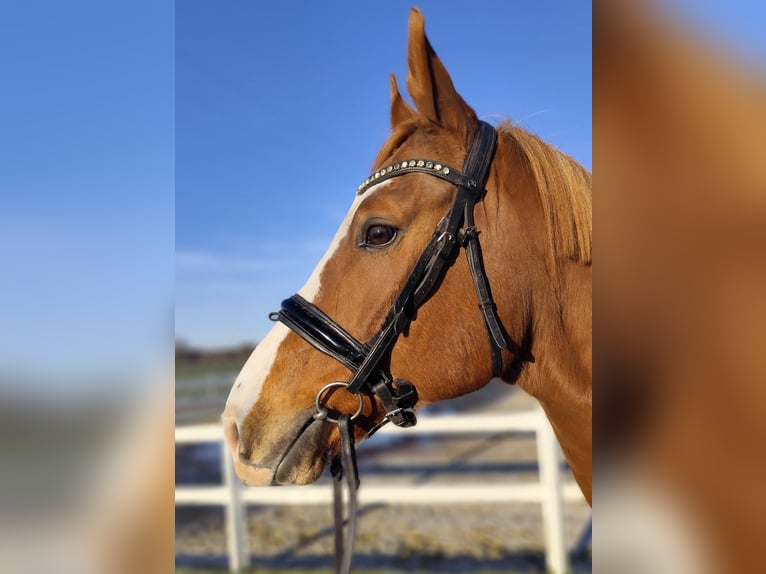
<box><xmin>373</xmin><ymin>116</ymin><xmax>476</xmax><ymax>171</ymax></box>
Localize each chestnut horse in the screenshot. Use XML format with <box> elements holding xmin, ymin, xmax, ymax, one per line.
<box><xmin>223</xmin><ymin>9</ymin><xmax>592</xmax><ymax>504</ymax></box>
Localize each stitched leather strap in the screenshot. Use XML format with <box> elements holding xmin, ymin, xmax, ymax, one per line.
<box><xmin>461</xmin><ymin>121</ymin><xmax>497</xmax><ymax>191</ymax></box>
<box><xmin>331</xmin><ymin>415</ymin><xmax>359</xmax><ymax>574</ymax></box>
<box><xmin>463</xmin><ymin>210</ymin><xmax>509</xmax><ymax>376</ymax></box>
<box><xmin>456</xmin><ymin>121</ymin><xmax>508</xmax><ymax>376</ymax></box>
<box><xmin>273</xmin><ymin>294</ymin><xmax>368</xmax><ymax>372</ymax></box>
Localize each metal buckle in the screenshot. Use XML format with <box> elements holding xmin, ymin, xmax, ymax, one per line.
<box><xmin>385</xmin><ymin>407</ymin><xmax>417</xmax><ymax>428</ymax></box>
<box><xmin>436</xmin><ymin>230</ymin><xmax>455</xmax><ymax>245</ymax></box>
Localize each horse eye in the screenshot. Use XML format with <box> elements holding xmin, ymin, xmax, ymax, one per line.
<box><xmin>364</xmin><ymin>224</ymin><xmax>397</xmax><ymax>247</ymax></box>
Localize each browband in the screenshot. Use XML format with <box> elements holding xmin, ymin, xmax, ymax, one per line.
<box><xmin>358</xmin><ymin>159</ymin><xmax>472</xmax><ymax>195</ymax></box>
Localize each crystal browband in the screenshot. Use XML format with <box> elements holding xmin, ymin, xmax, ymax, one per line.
<box><xmin>357</xmin><ymin>159</ymin><xmax>463</xmax><ymax>195</ymax></box>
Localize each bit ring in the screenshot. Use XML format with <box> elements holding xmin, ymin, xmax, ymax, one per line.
<box><xmin>313</xmin><ymin>381</ymin><xmax>364</xmax><ymax>424</ymax></box>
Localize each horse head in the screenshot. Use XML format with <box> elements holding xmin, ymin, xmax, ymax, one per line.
<box><xmin>223</xmin><ymin>9</ymin><xmax>592</xmax><ymax>501</ymax></box>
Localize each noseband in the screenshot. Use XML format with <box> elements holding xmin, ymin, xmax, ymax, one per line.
<box><xmin>269</xmin><ymin>121</ymin><xmax>509</xmax><ymax>574</ymax></box>
<box><xmin>270</xmin><ymin>120</ymin><xmax>509</xmax><ymax>429</ymax></box>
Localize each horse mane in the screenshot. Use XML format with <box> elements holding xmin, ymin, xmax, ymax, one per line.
<box><xmin>374</xmin><ymin>118</ymin><xmax>592</xmax><ymax>274</ymax></box>
<box><xmin>497</xmin><ymin>122</ymin><xmax>592</xmax><ymax>271</ymax></box>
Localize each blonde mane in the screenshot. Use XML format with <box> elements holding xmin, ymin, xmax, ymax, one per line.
<box><xmin>498</xmin><ymin>122</ymin><xmax>592</xmax><ymax>271</ymax></box>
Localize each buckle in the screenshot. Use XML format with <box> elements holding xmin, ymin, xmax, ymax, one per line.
<box><xmin>386</xmin><ymin>407</ymin><xmax>417</xmax><ymax>428</ymax></box>
<box><xmin>371</xmin><ymin>379</ymin><xmax>419</xmax><ymax>428</ymax></box>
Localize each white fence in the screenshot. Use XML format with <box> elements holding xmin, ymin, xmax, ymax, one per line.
<box><xmin>175</xmin><ymin>407</ymin><xmax>586</xmax><ymax>573</ymax></box>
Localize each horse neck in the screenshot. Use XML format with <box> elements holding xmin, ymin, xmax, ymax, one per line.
<box><xmin>524</xmin><ymin>260</ymin><xmax>592</xmax><ymax>401</ymax></box>
<box><xmin>487</xmin><ymin>135</ymin><xmax>592</xmax><ymax>500</ymax></box>
<box><xmin>524</xmin><ymin>258</ymin><xmax>592</xmax><ymax>502</ymax></box>
<box><xmin>489</xmin><ymin>131</ymin><xmax>592</xmax><ymax>401</ymax></box>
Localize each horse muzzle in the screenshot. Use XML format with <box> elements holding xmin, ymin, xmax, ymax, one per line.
<box><xmin>223</xmin><ymin>410</ymin><xmax>328</xmax><ymax>486</ymax></box>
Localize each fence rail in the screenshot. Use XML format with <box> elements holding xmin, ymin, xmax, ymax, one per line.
<box><xmin>175</xmin><ymin>407</ymin><xmax>586</xmax><ymax>573</ymax></box>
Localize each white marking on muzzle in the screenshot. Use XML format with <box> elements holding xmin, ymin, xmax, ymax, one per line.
<box><xmin>225</xmin><ymin>180</ymin><xmax>392</xmax><ymax>427</ymax></box>
<box><xmin>224</xmin><ymin>322</ymin><xmax>290</xmax><ymax>424</ymax></box>
<box><xmin>297</xmin><ymin>185</ymin><xmax>389</xmax><ymax>300</ymax></box>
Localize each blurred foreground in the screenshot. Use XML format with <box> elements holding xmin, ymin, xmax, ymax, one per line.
<box><xmin>595</xmin><ymin>1</ymin><xmax>766</xmax><ymax>572</ymax></box>
<box><xmin>0</xmin><ymin>0</ymin><xmax>175</xmax><ymax>571</ymax></box>
<box><xmin>0</xmin><ymin>376</ymin><xmax>174</xmax><ymax>573</ymax></box>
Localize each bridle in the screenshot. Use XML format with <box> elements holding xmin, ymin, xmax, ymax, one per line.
<box><xmin>269</xmin><ymin>120</ymin><xmax>509</xmax><ymax>573</ymax></box>
<box><xmin>271</xmin><ymin>121</ymin><xmax>508</xmax><ymax>429</ymax></box>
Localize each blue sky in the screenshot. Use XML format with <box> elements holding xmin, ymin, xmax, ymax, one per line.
<box><xmin>1</xmin><ymin>1</ymin><xmax>173</xmax><ymax>382</ymax></box>
<box><xmin>3</xmin><ymin>0</ymin><xmax>764</xmax><ymax>377</ymax></box>
<box><xmin>176</xmin><ymin>0</ymin><xmax>592</xmax><ymax>348</ymax></box>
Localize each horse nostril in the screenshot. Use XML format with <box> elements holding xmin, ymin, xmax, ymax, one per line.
<box><xmin>222</xmin><ymin>415</ymin><xmax>243</xmax><ymax>462</ymax></box>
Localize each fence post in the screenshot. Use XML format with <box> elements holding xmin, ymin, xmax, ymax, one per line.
<box><xmin>221</xmin><ymin>441</ymin><xmax>250</xmax><ymax>571</ymax></box>
<box><xmin>537</xmin><ymin>412</ymin><xmax>568</xmax><ymax>574</ymax></box>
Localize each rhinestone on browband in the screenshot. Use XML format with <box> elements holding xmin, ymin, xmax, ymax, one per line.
<box><xmin>357</xmin><ymin>159</ymin><xmax>454</xmax><ymax>195</ymax></box>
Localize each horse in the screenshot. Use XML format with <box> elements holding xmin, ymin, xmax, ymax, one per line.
<box><xmin>223</xmin><ymin>8</ymin><xmax>592</xmax><ymax>505</ymax></box>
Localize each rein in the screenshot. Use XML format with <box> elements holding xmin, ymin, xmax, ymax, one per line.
<box><xmin>270</xmin><ymin>121</ymin><xmax>508</xmax><ymax>573</ymax></box>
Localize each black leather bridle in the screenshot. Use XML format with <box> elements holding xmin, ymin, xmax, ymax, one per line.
<box><xmin>270</xmin><ymin>120</ymin><xmax>509</xmax><ymax>429</ymax></box>
<box><xmin>268</xmin><ymin>121</ymin><xmax>510</xmax><ymax>573</ymax></box>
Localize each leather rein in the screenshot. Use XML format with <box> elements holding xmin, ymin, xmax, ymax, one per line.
<box><xmin>269</xmin><ymin>121</ymin><xmax>508</xmax><ymax>573</ymax></box>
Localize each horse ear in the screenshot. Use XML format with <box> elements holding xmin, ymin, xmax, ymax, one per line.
<box><xmin>406</xmin><ymin>8</ymin><xmax>477</xmax><ymax>130</ymax></box>
<box><xmin>390</xmin><ymin>73</ymin><xmax>416</xmax><ymax>129</ymax></box>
